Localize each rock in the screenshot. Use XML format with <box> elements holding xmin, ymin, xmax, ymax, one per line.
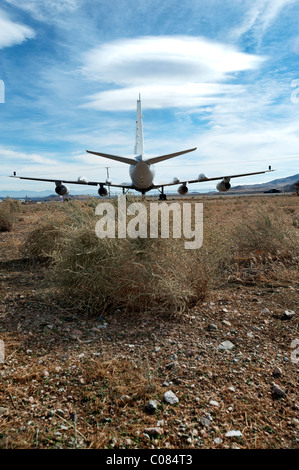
<box><xmin>217</xmin><ymin>340</ymin><xmax>235</xmax><ymax>351</ymax></box>
<box><xmin>166</xmin><ymin>361</ymin><xmax>177</xmax><ymax>370</ymax></box>
<box><xmin>262</xmin><ymin>308</ymin><xmax>270</xmax><ymax>314</ymax></box>
<box><xmin>164</xmin><ymin>390</ymin><xmax>179</xmax><ymax>405</ymax></box>
<box><xmin>214</xmin><ymin>437</ymin><xmax>223</xmax><ymax>444</ymax></box>
<box><xmin>157</xmin><ymin>420</ymin><xmax>165</xmax><ymax>427</ymax></box>
<box><xmin>271</xmin><ymin>382</ymin><xmax>286</xmax><ymax>399</ymax></box>
<box><xmin>222</xmin><ymin>320</ymin><xmax>232</xmax><ymax>327</ymax></box>
<box><xmin>42</xmin><ymin>370</ymin><xmax>49</xmax><ymax>378</ymax></box>
<box><xmin>272</xmin><ymin>366</ymin><xmax>282</xmax><ymax>378</ymax></box>
<box><xmin>120</xmin><ymin>395</ymin><xmax>131</xmax><ymax>402</ymax></box>
<box><xmin>184</xmin><ymin>349</ymin><xmax>194</xmax><ymax>357</ymax></box>
<box><xmin>283</xmin><ymin>310</ymin><xmax>295</xmax><ymax>320</ymax></box>
<box><xmin>200</xmin><ymin>416</ymin><xmax>212</xmax><ymax>428</ymax></box>
<box><xmin>144</xmin><ymin>427</ymin><xmax>163</xmax><ymax>437</ymax></box>
<box><xmin>72</xmin><ymin>329</ymin><xmax>83</xmax><ymax>336</ymax></box>
<box><xmin>225</xmin><ymin>430</ymin><xmax>242</xmax><ymax>437</ymax></box>
<box><xmin>170</xmin><ymin>354</ymin><xmax>178</xmax><ymax>361</ymax></box>
<box><xmin>0</xmin><ymin>407</ymin><xmax>9</xmax><ymax>416</ymax></box>
<box><xmin>123</xmin><ymin>438</ymin><xmax>132</xmax><ymax>446</ymax></box>
<box><xmin>145</xmin><ymin>400</ymin><xmax>158</xmax><ymax>414</ymax></box>
<box><xmin>228</xmin><ymin>386</ymin><xmax>235</xmax><ymax>392</ymax></box>
<box><xmin>209</xmin><ymin>400</ymin><xmax>220</xmax><ymax>407</ymax></box>
<box><xmin>208</xmin><ymin>324</ymin><xmax>218</xmax><ymax>331</ymax></box>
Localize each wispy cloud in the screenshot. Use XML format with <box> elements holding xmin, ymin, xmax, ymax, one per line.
<box><xmin>231</xmin><ymin>0</ymin><xmax>296</xmax><ymax>44</ymax></box>
<box><xmin>0</xmin><ymin>9</ymin><xmax>34</xmax><ymax>49</ymax></box>
<box><xmin>4</xmin><ymin>0</ymin><xmax>81</xmax><ymax>22</ymax></box>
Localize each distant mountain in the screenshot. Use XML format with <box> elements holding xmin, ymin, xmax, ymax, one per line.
<box><xmin>0</xmin><ymin>189</ymin><xmax>98</xmax><ymax>199</ymax></box>
<box><xmin>231</xmin><ymin>174</ymin><xmax>299</xmax><ymax>193</ymax></box>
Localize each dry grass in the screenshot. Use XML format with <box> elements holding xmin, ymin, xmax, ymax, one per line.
<box><xmin>0</xmin><ymin>199</ymin><xmax>20</xmax><ymax>232</ymax></box>
<box><xmin>227</xmin><ymin>204</ymin><xmax>299</xmax><ymax>285</ymax></box>
<box><xmin>20</xmin><ymin>196</ymin><xmax>299</xmax><ymax>316</ymax></box>
<box><xmin>231</xmin><ymin>205</ymin><xmax>298</xmax><ymax>261</ymax></box>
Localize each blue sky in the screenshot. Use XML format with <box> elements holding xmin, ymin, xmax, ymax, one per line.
<box><xmin>0</xmin><ymin>0</ymin><xmax>298</xmax><ymax>194</ymax></box>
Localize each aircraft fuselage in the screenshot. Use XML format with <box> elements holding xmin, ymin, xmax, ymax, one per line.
<box><xmin>129</xmin><ymin>159</ymin><xmax>155</xmax><ymax>191</ymax></box>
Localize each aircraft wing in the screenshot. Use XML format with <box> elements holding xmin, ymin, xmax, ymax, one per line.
<box><xmin>10</xmin><ymin>174</ymin><xmax>134</xmax><ymax>189</ymax></box>
<box><xmin>152</xmin><ymin>168</ymin><xmax>274</xmax><ymax>189</ymax></box>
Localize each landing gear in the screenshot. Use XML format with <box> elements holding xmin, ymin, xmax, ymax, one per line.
<box><xmin>159</xmin><ymin>187</ymin><xmax>167</xmax><ymax>200</ymax></box>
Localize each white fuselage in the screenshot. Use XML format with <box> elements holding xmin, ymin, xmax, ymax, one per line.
<box><xmin>129</xmin><ymin>159</ymin><xmax>155</xmax><ymax>190</ymax></box>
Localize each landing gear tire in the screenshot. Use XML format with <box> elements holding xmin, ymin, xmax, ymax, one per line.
<box><xmin>159</xmin><ymin>194</ymin><xmax>167</xmax><ymax>201</ymax></box>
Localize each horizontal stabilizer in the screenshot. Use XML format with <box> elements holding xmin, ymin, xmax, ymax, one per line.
<box><xmin>86</xmin><ymin>150</ymin><xmax>137</xmax><ymax>165</ymax></box>
<box><xmin>145</xmin><ymin>147</ymin><xmax>197</xmax><ymax>165</ymax></box>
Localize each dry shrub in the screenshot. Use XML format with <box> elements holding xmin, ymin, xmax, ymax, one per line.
<box><xmin>48</xmin><ymin>198</ymin><xmax>228</xmax><ymax>316</ymax></box>
<box><xmin>21</xmin><ymin>198</ymin><xmax>232</xmax><ymax>316</ymax></box>
<box><xmin>22</xmin><ymin>200</ymin><xmax>95</xmax><ymax>261</ymax></box>
<box><xmin>229</xmin><ymin>206</ymin><xmax>299</xmax><ymax>283</ymax></box>
<box><xmin>231</xmin><ymin>206</ymin><xmax>298</xmax><ymax>262</ymax></box>
<box><xmin>0</xmin><ymin>199</ymin><xmax>20</xmax><ymax>232</ymax></box>
<box><xmin>22</xmin><ymin>218</ymin><xmax>67</xmax><ymax>260</ymax></box>
<box><xmin>51</xmin><ymin>226</ymin><xmax>211</xmax><ymax>316</ymax></box>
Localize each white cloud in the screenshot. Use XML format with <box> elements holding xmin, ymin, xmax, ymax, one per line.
<box><xmin>82</xmin><ymin>84</ymin><xmax>246</xmax><ymax>111</ymax></box>
<box><xmin>81</xmin><ymin>36</ymin><xmax>264</xmax><ymax>110</ymax></box>
<box><xmin>0</xmin><ymin>147</ymin><xmax>59</xmax><ymax>167</ymax></box>
<box><xmin>0</xmin><ymin>10</ymin><xmax>34</xmax><ymax>49</ymax></box>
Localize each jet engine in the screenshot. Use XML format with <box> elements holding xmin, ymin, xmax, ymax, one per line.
<box><xmin>55</xmin><ymin>184</ymin><xmax>70</xmax><ymax>196</ymax></box>
<box><xmin>78</xmin><ymin>176</ymin><xmax>89</xmax><ymax>183</ymax></box>
<box><xmin>216</xmin><ymin>179</ymin><xmax>231</xmax><ymax>192</ymax></box>
<box><xmin>98</xmin><ymin>185</ymin><xmax>108</xmax><ymax>197</ymax></box>
<box><xmin>178</xmin><ymin>184</ymin><xmax>188</xmax><ymax>195</ymax></box>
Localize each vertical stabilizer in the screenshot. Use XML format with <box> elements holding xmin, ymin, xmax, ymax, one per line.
<box><xmin>134</xmin><ymin>94</ymin><xmax>144</xmax><ymax>156</ymax></box>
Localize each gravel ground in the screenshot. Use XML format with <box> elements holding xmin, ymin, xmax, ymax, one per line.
<box><xmin>0</xmin><ymin>198</ymin><xmax>298</xmax><ymax>449</ymax></box>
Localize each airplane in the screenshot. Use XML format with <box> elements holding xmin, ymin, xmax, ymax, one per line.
<box><xmin>11</xmin><ymin>95</ymin><xmax>273</xmax><ymax>199</ymax></box>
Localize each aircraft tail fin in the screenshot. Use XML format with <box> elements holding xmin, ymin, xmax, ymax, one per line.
<box><xmin>134</xmin><ymin>94</ymin><xmax>144</xmax><ymax>156</ymax></box>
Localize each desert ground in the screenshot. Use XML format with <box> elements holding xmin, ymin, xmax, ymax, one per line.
<box><xmin>0</xmin><ymin>193</ymin><xmax>298</xmax><ymax>449</ymax></box>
